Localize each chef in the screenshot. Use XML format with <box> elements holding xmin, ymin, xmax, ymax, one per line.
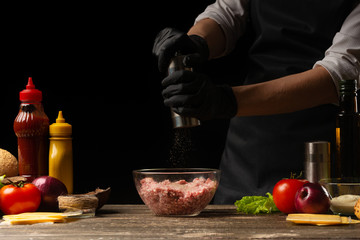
<box><xmin>152</xmin><ymin>0</ymin><xmax>360</xmax><ymax>204</ymax></box>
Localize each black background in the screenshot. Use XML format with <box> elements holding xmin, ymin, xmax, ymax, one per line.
<box><xmin>1</xmin><ymin>1</ymin><xmax>248</xmax><ymax>203</ymax></box>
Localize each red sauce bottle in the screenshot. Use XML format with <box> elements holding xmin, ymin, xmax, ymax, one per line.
<box><xmin>14</xmin><ymin>77</ymin><xmax>49</xmax><ymax>181</ymax></box>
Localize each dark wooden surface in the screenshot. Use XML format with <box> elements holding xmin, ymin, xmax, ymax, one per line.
<box><xmin>0</xmin><ymin>204</ymin><xmax>360</xmax><ymax>239</ymax></box>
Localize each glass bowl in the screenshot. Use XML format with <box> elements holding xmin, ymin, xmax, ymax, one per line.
<box><xmin>320</xmin><ymin>178</ymin><xmax>360</xmax><ymax>215</ymax></box>
<box><xmin>133</xmin><ymin>168</ymin><xmax>220</xmax><ymax>216</ymax></box>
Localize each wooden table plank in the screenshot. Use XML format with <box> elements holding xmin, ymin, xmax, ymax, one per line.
<box><xmin>0</xmin><ymin>205</ymin><xmax>359</xmax><ymax>239</ymax></box>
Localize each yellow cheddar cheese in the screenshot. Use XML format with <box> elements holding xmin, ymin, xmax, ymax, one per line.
<box><xmin>286</xmin><ymin>213</ymin><xmax>360</xmax><ymax>226</ymax></box>
<box><xmin>2</xmin><ymin>212</ymin><xmax>70</xmax><ymax>225</ymax></box>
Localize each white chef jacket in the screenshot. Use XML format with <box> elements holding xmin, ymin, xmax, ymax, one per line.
<box><xmin>195</xmin><ymin>0</ymin><xmax>360</xmax><ymax>93</ymax></box>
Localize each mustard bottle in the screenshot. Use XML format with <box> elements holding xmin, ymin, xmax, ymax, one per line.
<box><xmin>49</xmin><ymin>111</ymin><xmax>73</xmax><ymax>193</ymax></box>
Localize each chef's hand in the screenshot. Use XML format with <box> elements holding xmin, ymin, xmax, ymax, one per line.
<box><xmin>162</xmin><ymin>70</ymin><xmax>237</xmax><ymax>121</ymax></box>
<box><xmin>152</xmin><ymin>28</ymin><xmax>209</xmax><ymax>72</ymax></box>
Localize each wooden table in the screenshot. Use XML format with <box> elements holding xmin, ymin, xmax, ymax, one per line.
<box><xmin>0</xmin><ymin>205</ymin><xmax>359</xmax><ymax>239</ymax></box>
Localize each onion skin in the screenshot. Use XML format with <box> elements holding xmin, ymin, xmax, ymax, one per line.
<box><xmin>32</xmin><ymin>176</ymin><xmax>68</xmax><ymax>211</ymax></box>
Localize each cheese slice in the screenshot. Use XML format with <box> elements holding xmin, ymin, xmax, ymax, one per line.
<box><xmin>287</xmin><ymin>213</ymin><xmax>360</xmax><ymax>226</ymax></box>
<box><xmin>2</xmin><ymin>212</ymin><xmax>68</xmax><ymax>225</ymax></box>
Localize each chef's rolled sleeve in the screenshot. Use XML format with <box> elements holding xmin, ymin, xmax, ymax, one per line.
<box><xmin>194</xmin><ymin>0</ymin><xmax>249</xmax><ymax>57</ymax></box>
<box><xmin>314</xmin><ymin>4</ymin><xmax>360</xmax><ymax>94</ymax></box>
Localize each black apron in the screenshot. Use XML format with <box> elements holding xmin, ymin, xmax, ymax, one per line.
<box><xmin>214</xmin><ymin>0</ymin><xmax>356</xmax><ymax>204</ymax></box>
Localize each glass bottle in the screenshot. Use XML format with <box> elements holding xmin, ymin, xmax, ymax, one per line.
<box><xmin>333</xmin><ymin>79</ymin><xmax>360</xmax><ymax>178</ymax></box>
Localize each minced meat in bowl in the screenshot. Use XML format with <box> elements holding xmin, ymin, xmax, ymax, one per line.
<box><xmin>133</xmin><ymin>168</ymin><xmax>220</xmax><ymax>216</ymax></box>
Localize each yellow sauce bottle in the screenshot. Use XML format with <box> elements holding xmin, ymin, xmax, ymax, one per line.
<box><xmin>49</xmin><ymin>111</ymin><xmax>73</xmax><ymax>193</ymax></box>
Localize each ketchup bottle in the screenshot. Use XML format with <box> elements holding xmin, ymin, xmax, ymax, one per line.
<box><xmin>14</xmin><ymin>77</ymin><xmax>49</xmax><ymax>181</ymax></box>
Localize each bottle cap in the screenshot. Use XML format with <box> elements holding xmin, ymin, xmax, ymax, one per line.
<box><xmin>19</xmin><ymin>77</ymin><xmax>43</xmax><ymax>102</ymax></box>
<box><xmin>49</xmin><ymin>111</ymin><xmax>72</xmax><ymax>137</ymax></box>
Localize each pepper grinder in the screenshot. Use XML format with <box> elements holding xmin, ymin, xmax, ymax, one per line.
<box><xmin>304</xmin><ymin>141</ymin><xmax>330</xmax><ymax>183</ymax></box>
<box><xmin>168</xmin><ymin>53</ymin><xmax>200</xmax><ymax>128</ymax></box>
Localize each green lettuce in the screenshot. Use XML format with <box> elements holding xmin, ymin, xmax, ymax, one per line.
<box><xmin>0</xmin><ymin>175</ymin><xmax>5</xmax><ymax>188</ymax></box>
<box><xmin>234</xmin><ymin>192</ymin><xmax>279</xmax><ymax>214</ymax></box>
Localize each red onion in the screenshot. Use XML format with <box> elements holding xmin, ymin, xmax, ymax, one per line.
<box><xmin>32</xmin><ymin>176</ymin><xmax>68</xmax><ymax>211</ymax></box>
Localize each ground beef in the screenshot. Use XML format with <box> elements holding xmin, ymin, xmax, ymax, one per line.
<box><xmin>138</xmin><ymin>177</ymin><xmax>218</xmax><ymax>216</ymax></box>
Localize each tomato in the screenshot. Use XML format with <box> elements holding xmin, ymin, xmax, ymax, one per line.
<box><xmin>0</xmin><ymin>183</ymin><xmax>41</xmax><ymax>215</ymax></box>
<box><xmin>272</xmin><ymin>179</ymin><xmax>308</xmax><ymax>214</ymax></box>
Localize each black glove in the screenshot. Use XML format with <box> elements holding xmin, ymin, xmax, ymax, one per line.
<box><xmin>152</xmin><ymin>28</ymin><xmax>209</xmax><ymax>72</ymax></box>
<box><xmin>162</xmin><ymin>70</ymin><xmax>237</xmax><ymax>121</ymax></box>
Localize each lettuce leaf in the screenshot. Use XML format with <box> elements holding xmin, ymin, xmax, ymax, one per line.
<box><xmin>234</xmin><ymin>192</ymin><xmax>279</xmax><ymax>214</ymax></box>
<box><xmin>0</xmin><ymin>175</ymin><xmax>5</xmax><ymax>189</ymax></box>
